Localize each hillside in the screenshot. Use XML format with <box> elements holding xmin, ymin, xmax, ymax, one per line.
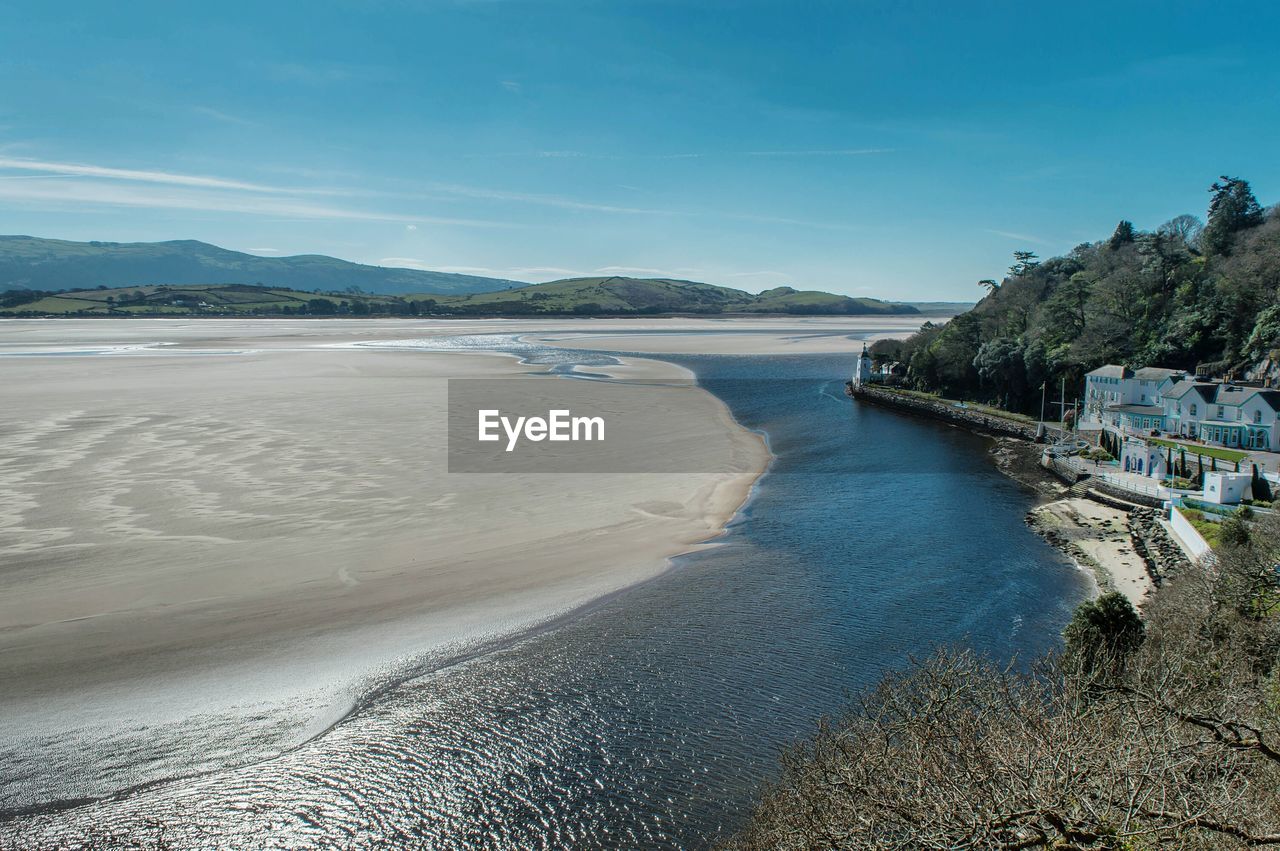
<box><xmin>0</xmin><ymin>236</ymin><xmax>520</xmax><ymax>296</ymax></box>
<box><xmin>433</xmin><ymin>278</ymin><xmax>918</xmax><ymax>315</ymax></box>
<box><xmin>1</xmin><ymin>277</ymin><xmax>920</xmax><ymax>317</ymax></box>
<box><xmin>871</xmin><ymin>176</ymin><xmax>1280</xmax><ymax>412</ymax></box>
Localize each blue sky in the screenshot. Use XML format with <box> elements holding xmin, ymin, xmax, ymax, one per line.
<box><xmin>1</xmin><ymin>0</ymin><xmax>1277</xmax><ymax>299</ymax></box>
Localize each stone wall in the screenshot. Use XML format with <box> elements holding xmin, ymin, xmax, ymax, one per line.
<box><xmin>847</xmin><ymin>382</ymin><xmax>1045</xmax><ymax>441</ymax></box>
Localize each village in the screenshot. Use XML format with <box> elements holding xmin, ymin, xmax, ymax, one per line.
<box><xmin>851</xmin><ymin>345</ymin><xmax>1278</xmax><ymax>574</ymax></box>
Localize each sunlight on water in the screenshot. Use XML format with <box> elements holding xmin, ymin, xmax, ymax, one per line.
<box><xmin>0</xmin><ymin>349</ymin><xmax>1090</xmax><ymax>849</ymax></box>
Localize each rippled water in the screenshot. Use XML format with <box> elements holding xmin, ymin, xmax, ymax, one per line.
<box><xmin>0</xmin><ymin>346</ymin><xmax>1091</xmax><ymax>849</ymax></box>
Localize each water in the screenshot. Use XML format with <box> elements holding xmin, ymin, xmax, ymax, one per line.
<box><xmin>0</xmin><ymin>347</ymin><xmax>1090</xmax><ymax>849</ymax></box>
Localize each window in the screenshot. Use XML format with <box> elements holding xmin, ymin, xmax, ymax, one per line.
<box><xmin>1190</xmin><ymin>403</ymin><xmax>1197</xmax><ymax>417</ymax></box>
<box><xmin>1256</xmin><ymin>410</ymin><xmax>1263</xmax><ymax>424</ymax></box>
<box><xmin>1218</xmin><ymin>405</ymin><xmax>1225</xmax><ymax>418</ymax></box>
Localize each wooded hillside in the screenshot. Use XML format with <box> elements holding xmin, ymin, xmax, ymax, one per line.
<box><xmin>873</xmin><ymin>177</ymin><xmax>1280</xmax><ymax>412</ymax></box>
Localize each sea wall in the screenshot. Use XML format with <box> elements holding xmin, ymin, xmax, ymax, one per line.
<box><xmin>846</xmin><ymin>383</ymin><xmax>1043</xmax><ymax>441</ymax></box>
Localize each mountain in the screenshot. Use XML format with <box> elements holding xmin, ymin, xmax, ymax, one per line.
<box><xmin>433</xmin><ymin>278</ymin><xmax>918</xmax><ymax>315</ymax></box>
<box><xmin>2</xmin><ymin>278</ymin><xmax>921</xmax><ymax>317</ymax></box>
<box><xmin>0</xmin><ymin>235</ymin><xmax>520</xmax><ymax>296</ymax></box>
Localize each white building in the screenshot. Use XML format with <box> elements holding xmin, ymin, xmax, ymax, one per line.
<box><xmin>1083</xmin><ymin>363</ymin><xmax>1280</xmax><ymax>452</ymax></box>
<box><xmin>1119</xmin><ymin>437</ymin><xmax>1167</xmax><ymax>479</ymax></box>
<box><xmin>851</xmin><ymin>343</ymin><xmax>872</xmax><ymax>389</ymax></box>
<box><xmin>1202</xmin><ymin>471</ymin><xmax>1253</xmax><ymax>505</ymax></box>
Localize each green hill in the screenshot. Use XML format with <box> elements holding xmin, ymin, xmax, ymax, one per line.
<box><xmin>1</xmin><ymin>277</ymin><xmax>920</xmax><ymax>317</ymax></box>
<box><xmin>0</xmin><ymin>235</ymin><xmax>520</xmax><ymax>296</ymax></box>
<box><xmin>432</xmin><ymin>278</ymin><xmax>918</xmax><ymax>315</ymax></box>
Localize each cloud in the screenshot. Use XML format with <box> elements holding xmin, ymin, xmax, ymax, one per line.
<box><xmin>192</xmin><ymin>106</ymin><xmax>255</xmax><ymax>126</ymax></box>
<box><xmin>254</xmin><ymin>61</ymin><xmax>390</xmax><ymax>85</ymax></box>
<box><xmin>743</xmin><ymin>148</ymin><xmax>894</xmax><ymax>157</ymax></box>
<box><xmin>380</xmin><ymin>260</ymin><xmax>580</xmax><ymax>280</ymax></box>
<box><xmin>500</xmin><ymin>80</ymin><xmax>523</xmax><ymax>93</ymax></box>
<box><xmin>0</xmin><ymin>156</ymin><xmax>285</xmax><ymax>193</ymax></box>
<box><xmin>427</xmin><ymin>182</ymin><xmax>675</xmax><ymax>215</ymax></box>
<box><xmin>724</xmin><ymin>270</ymin><xmax>792</xmax><ymax>279</ymax></box>
<box><xmin>985</xmin><ymin>228</ymin><xmax>1050</xmax><ymax>245</ymax></box>
<box><xmin>0</xmin><ymin>177</ymin><xmax>510</xmax><ymax>227</ymax></box>
<box><xmin>246</xmin><ymin>247</ymin><xmax>279</xmax><ymax>253</ymax></box>
<box><xmin>406</xmin><ymin>224</ymin><xmax>418</xmax><ymax>231</ymax></box>
<box><xmin>592</xmin><ymin>265</ymin><xmax>707</xmax><ymax>278</ymax></box>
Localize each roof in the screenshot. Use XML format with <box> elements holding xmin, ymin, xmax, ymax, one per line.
<box><xmin>1134</xmin><ymin>367</ymin><xmax>1187</xmax><ymax>382</ymax></box>
<box><xmin>1087</xmin><ymin>364</ymin><xmax>1131</xmax><ymax>379</ymax></box>
<box><xmin>1214</xmin><ymin>386</ymin><xmax>1280</xmax><ymax>410</ymax></box>
<box><xmin>1164</xmin><ymin>380</ymin><xmax>1218</xmax><ymax>402</ymax></box>
<box><xmin>1105</xmin><ymin>404</ymin><xmax>1164</xmax><ymax>416</ymax></box>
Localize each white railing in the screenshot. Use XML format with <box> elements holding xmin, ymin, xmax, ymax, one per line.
<box><xmin>1098</xmin><ymin>473</ymin><xmax>1167</xmax><ymax>499</ymax></box>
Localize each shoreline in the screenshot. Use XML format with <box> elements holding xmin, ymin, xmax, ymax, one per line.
<box><xmin>0</xmin><ymin>322</ymin><xmax>773</xmax><ymax>816</ymax></box>
<box><xmin>847</xmin><ymin>389</ymin><xmax>1166</xmax><ymax>609</ymax></box>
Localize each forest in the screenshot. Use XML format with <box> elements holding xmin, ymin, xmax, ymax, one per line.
<box><xmin>871</xmin><ymin>177</ymin><xmax>1280</xmax><ymax>414</ymax></box>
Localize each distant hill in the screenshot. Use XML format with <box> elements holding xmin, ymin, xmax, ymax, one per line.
<box><xmin>0</xmin><ymin>235</ymin><xmax>520</xmax><ymax>296</ymax></box>
<box><xmin>436</xmin><ymin>279</ymin><xmax>918</xmax><ymax>315</ymax></box>
<box><xmin>903</xmin><ymin>301</ymin><xmax>975</xmax><ymax>317</ymax></box>
<box><xmin>1</xmin><ymin>279</ymin><xmax>920</xmax><ymax>317</ymax></box>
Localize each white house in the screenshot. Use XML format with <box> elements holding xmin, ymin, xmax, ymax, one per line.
<box><xmin>1084</xmin><ymin>363</ymin><xmax>1280</xmax><ymax>452</ymax></box>
<box><xmin>1081</xmin><ymin>365</ymin><xmax>1187</xmax><ymax>432</ymax></box>
<box><xmin>1202</xmin><ymin>471</ymin><xmax>1253</xmax><ymax>505</ymax></box>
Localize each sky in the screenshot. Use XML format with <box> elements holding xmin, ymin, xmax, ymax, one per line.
<box><xmin>1</xmin><ymin>0</ymin><xmax>1278</xmax><ymax>300</ymax></box>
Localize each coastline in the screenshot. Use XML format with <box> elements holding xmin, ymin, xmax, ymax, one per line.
<box><xmin>0</xmin><ymin>320</ymin><xmax>771</xmax><ymax>814</ymax></box>
<box><xmin>847</xmin><ymin>388</ymin><xmax>1166</xmax><ymax>609</ymax></box>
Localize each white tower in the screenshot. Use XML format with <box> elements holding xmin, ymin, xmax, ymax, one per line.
<box><xmin>852</xmin><ymin>342</ymin><xmax>872</xmax><ymax>389</ymax></box>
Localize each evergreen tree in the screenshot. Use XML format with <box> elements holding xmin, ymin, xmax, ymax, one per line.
<box><xmin>1108</xmin><ymin>220</ymin><xmax>1136</xmax><ymax>249</ymax></box>
<box><xmin>1203</xmin><ymin>176</ymin><xmax>1264</xmax><ymax>255</ymax></box>
<box><xmin>1063</xmin><ymin>591</ymin><xmax>1144</xmax><ymax>682</ymax></box>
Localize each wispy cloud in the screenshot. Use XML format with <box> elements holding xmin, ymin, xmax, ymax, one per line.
<box><xmin>192</xmin><ymin>106</ymin><xmax>255</xmax><ymax>126</ymax></box>
<box><xmin>246</xmin><ymin>247</ymin><xmax>280</xmax><ymax>253</ymax></box>
<box><xmin>0</xmin><ymin>167</ymin><xmax>510</xmax><ymax>228</ymax></box>
<box><xmin>0</xmin><ymin>156</ymin><xmax>285</xmax><ymax>193</ymax></box>
<box><xmin>500</xmin><ymin>80</ymin><xmax>523</xmax><ymax>93</ymax></box>
<box><xmin>724</xmin><ymin>270</ymin><xmax>793</xmax><ymax>279</ymax></box>
<box><xmin>254</xmin><ymin>61</ymin><xmax>391</xmax><ymax>85</ymax></box>
<box><xmin>426</xmin><ymin>182</ymin><xmax>675</xmax><ymax>215</ymax></box>
<box><xmin>381</xmin><ymin>259</ymin><xmax>578</xmax><ymax>279</ymax></box>
<box><xmin>743</xmin><ymin>148</ymin><xmax>894</xmax><ymax>157</ymax></box>
<box><xmin>985</xmin><ymin>228</ymin><xmax>1050</xmax><ymax>245</ymax></box>
<box><xmin>476</xmin><ymin>148</ymin><xmax>892</xmax><ymax>161</ymax></box>
<box><xmin>593</xmin><ymin>265</ymin><xmax>706</xmax><ymax>277</ymax></box>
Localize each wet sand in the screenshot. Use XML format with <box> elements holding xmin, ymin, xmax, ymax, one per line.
<box><xmin>0</xmin><ymin>319</ymin><xmax>794</xmax><ymax>809</ymax></box>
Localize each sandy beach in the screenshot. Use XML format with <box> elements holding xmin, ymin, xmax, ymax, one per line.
<box><xmin>0</xmin><ymin>316</ymin><xmax>904</xmax><ymax>810</ymax></box>
<box><xmin>1029</xmin><ymin>498</ymin><xmax>1154</xmax><ymax>608</ymax></box>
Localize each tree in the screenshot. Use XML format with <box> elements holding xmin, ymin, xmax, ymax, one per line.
<box><xmin>972</xmin><ymin>338</ymin><xmax>1025</xmax><ymax>406</ymax></box>
<box><xmin>1159</xmin><ymin>213</ymin><xmax>1204</xmax><ymax>251</ymax></box>
<box><xmin>1063</xmin><ymin>591</ymin><xmax>1145</xmax><ymax>682</ymax></box>
<box><xmin>977</xmin><ymin>278</ymin><xmax>999</xmax><ymax>295</ymax></box>
<box><xmin>1203</xmin><ymin>176</ymin><xmax>1264</xmax><ymax>255</ymax></box>
<box><xmin>1108</xmin><ymin>219</ymin><xmax>1136</xmax><ymax>249</ymax></box>
<box><xmin>1009</xmin><ymin>250</ymin><xmax>1040</xmax><ymax>278</ymax></box>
